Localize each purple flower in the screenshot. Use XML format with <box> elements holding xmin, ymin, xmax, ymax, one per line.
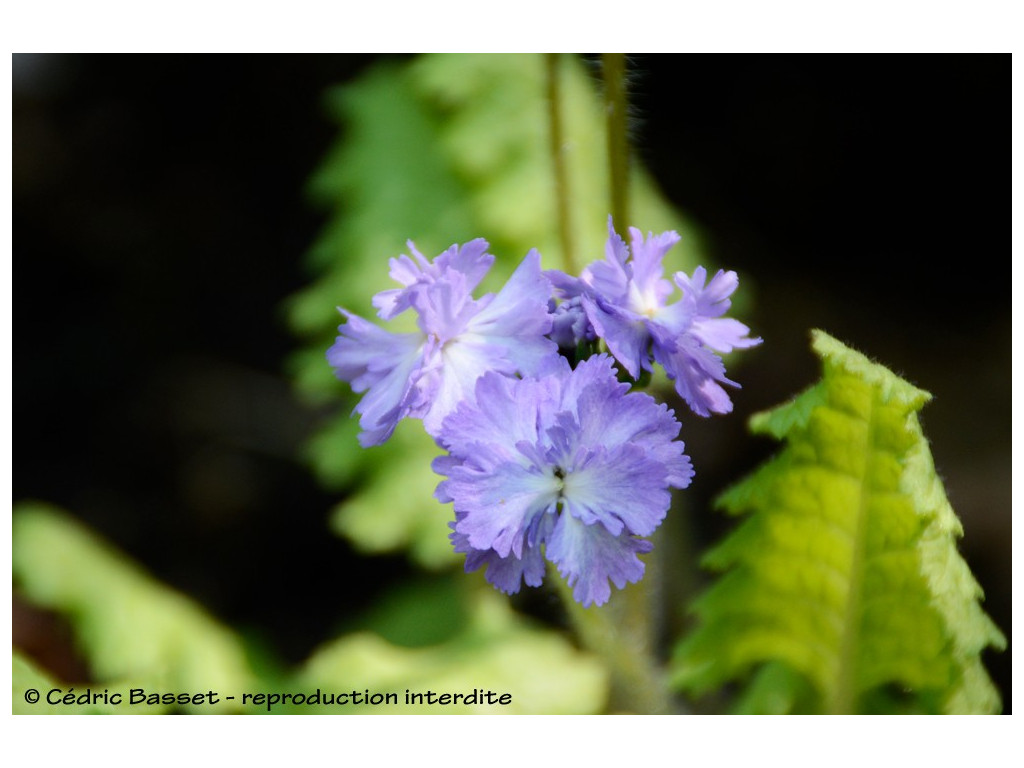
<box><xmin>550</xmin><ymin>219</ymin><xmax>761</xmax><ymax>417</ymax></box>
<box><xmin>433</xmin><ymin>354</ymin><xmax>693</xmax><ymax>607</ymax></box>
<box><xmin>327</xmin><ymin>241</ymin><xmax>558</xmax><ymax>446</ymax></box>
<box><xmin>371</xmin><ymin>239</ymin><xmax>495</xmax><ymax>321</ymax></box>
<box><xmin>546</xmin><ymin>270</ymin><xmax>596</xmax><ymax>351</ymax></box>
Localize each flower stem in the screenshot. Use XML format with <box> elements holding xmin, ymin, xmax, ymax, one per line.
<box><xmin>549</xmin><ymin>563</ymin><xmax>675</xmax><ymax>714</ymax></box>
<box><xmin>603</xmin><ymin>53</ymin><xmax>630</xmax><ymax>229</ymax></box>
<box><xmin>546</xmin><ymin>53</ymin><xmax>576</xmax><ymax>274</ymax></box>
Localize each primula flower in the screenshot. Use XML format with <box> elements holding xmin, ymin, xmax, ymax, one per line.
<box><xmin>549</xmin><ymin>219</ymin><xmax>761</xmax><ymax>417</ymax></box>
<box><xmin>433</xmin><ymin>354</ymin><xmax>693</xmax><ymax>607</ymax></box>
<box><xmin>327</xmin><ymin>240</ymin><xmax>557</xmax><ymax>446</ymax></box>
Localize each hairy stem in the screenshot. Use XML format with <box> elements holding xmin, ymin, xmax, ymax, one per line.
<box><xmin>546</xmin><ymin>53</ymin><xmax>576</xmax><ymax>274</ymax></box>
<box><xmin>603</xmin><ymin>53</ymin><xmax>630</xmax><ymax>229</ymax></box>
<box><xmin>546</xmin><ymin>53</ymin><xmax>675</xmax><ymax>714</ymax></box>
<box><xmin>549</xmin><ymin>562</ymin><xmax>674</xmax><ymax>714</ymax></box>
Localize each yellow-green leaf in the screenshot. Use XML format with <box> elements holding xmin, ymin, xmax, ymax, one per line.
<box><xmin>285</xmin><ymin>588</ymin><xmax>608</xmax><ymax>714</ymax></box>
<box><xmin>13</xmin><ymin>503</ymin><xmax>256</xmax><ymax>713</ymax></box>
<box><xmin>672</xmin><ymin>330</ymin><xmax>1006</xmax><ymax>714</ymax></box>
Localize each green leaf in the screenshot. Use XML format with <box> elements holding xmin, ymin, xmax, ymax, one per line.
<box><xmin>671</xmin><ymin>329</ymin><xmax>1006</xmax><ymax>714</ymax></box>
<box><xmin>12</xmin><ymin>503</ymin><xmax>608</xmax><ymax>716</ymax></box>
<box><xmin>327</xmin><ymin>419</ymin><xmax>458</xmax><ymax>570</ymax></box>
<box><xmin>13</xmin><ymin>650</ymin><xmax>110</xmax><ymax>715</ymax></box>
<box><xmin>285</xmin><ymin>588</ymin><xmax>608</xmax><ymax>714</ymax></box>
<box><xmin>13</xmin><ymin>503</ymin><xmax>257</xmax><ymax>713</ymax></box>
<box><xmin>730</xmin><ymin>661</ymin><xmax>818</xmax><ymax>715</ymax></box>
<box><xmin>408</xmin><ymin>53</ymin><xmax>706</xmax><ymax>276</ymax></box>
<box><xmin>346</xmin><ymin>574</ymin><xmax>468</xmax><ymax>649</ymax></box>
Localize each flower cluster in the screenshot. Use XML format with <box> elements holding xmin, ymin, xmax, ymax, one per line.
<box><xmin>328</xmin><ymin>221</ymin><xmax>760</xmax><ymax>605</ymax></box>
<box><xmin>547</xmin><ymin>219</ymin><xmax>761</xmax><ymax>417</ymax></box>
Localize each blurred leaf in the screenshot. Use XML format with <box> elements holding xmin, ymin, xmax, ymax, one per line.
<box><xmin>350</xmin><ymin>574</ymin><xmax>468</xmax><ymax>648</ymax></box>
<box><xmin>12</xmin><ymin>502</ymin><xmax>256</xmax><ymax>713</ymax></box>
<box><xmin>410</xmin><ymin>53</ymin><xmax>706</xmax><ymax>277</ymax></box>
<box><xmin>13</xmin><ymin>650</ymin><xmax>111</xmax><ymax>715</ymax></box>
<box><xmin>12</xmin><ymin>503</ymin><xmax>610</xmax><ymax>716</ymax></box>
<box><xmin>284</xmin><ymin>588</ymin><xmax>608</xmax><ymax>714</ymax></box>
<box><xmin>671</xmin><ymin>330</ymin><xmax>1006</xmax><ymax>714</ymax></box>
<box><xmin>328</xmin><ymin>419</ymin><xmax>458</xmax><ymax>569</ymax></box>
<box><xmin>729</xmin><ymin>661</ymin><xmax>817</xmax><ymax>715</ymax></box>
<box><xmin>302</xmin><ymin>399</ymin><xmax>368</xmax><ymax>489</ymax></box>
<box><xmin>296</xmin><ymin>60</ymin><xmax>476</xmax><ymax>329</ymax></box>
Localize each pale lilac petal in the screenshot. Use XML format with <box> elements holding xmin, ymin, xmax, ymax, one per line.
<box><xmin>465</xmin><ymin>546</ymin><xmax>548</xmax><ymax>595</ymax></box>
<box><xmin>436</xmin><ymin>371</ymin><xmax>552</xmax><ymax>459</ymax></box>
<box><xmin>545</xmin><ymin>268</ymin><xmax>585</xmax><ymax>298</ymax></box>
<box><xmin>466</xmin><ymin>249</ymin><xmax>558</xmax><ymax>374</ymax></box>
<box><xmin>373</xmin><ymin>239</ymin><xmax>494</xmax><ymax>320</ymax></box>
<box><xmin>581</xmin><ymin>294</ymin><xmax>649</xmax><ymax>378</ymax></box>
<box><xmin>370</xmin><ymin>287</ymin><xmax>405</xmax><ymax>320</ymax></box>
<box><xmin>451</xmin><ymin>513</ymin><xmax>551</xmax><ymax>595</ymax></box>
<box><xmin>560</xmin><ymin>443</ymin><xmax>672</xmax><ymax>537</ymax></box>
<box><xmin>326</xmin><ymin>309</ymin><xmax>426</xmax><ymax>446</ymax></box>
<box><xmin>449</xmin><ymin>461</ymin><xmax>559</xmax><ymax>557</ymax></box>
<box><xmin>421</xmin><ymin>335</ymin><xmax>519</xmax><ymax>436</ymax></box>
<box><xmin>580</xmin><ymin>220</ymin><xmax>631</xmax><ymax>302</ymax></box>
<box><xmin>675</xmin><ymin>264</ymin><xmax>707</xmax><ymax>295</ymax></box>
<box><xmin>555</xmin><ymin>354</ymin><xmax>626</xmax><ymax>413</ymax></box>
<box><xmin>606</xmin><ymin>217</ymin><xmax>629</xmax><ymax>262</ymax></box>
<box><xmin>627</xmin><ymin>227</ymin><xmax>679</xmax><ymax>309</ymax></box>
<box><xmin>654</xmin><ymin>336</ymin><xmax>737</xmax><ymax>417</ymax></box>
<box><xmin>546</xmin><ymin>513</ymin><xmax>653</xmax><ymax>608</ymax></box>
<box><xmin>649</xmin><ymin>298</ymin><xmax>693</xmax><ymax>338</ymax></box>
<box><xmin>439</xmin><ymin>238</ymin><xmax>494</xmax><ymax>294</ymax></box>
<box><xmin>372</xmin><ymin>252</ymin><xmax>430</xmax><ymax>319</ymax></box>
<box><xmin>691</xmin><ymin>317</ymin><xmax>762</xmax><ymax>353</ymax></box>
<box><xmin>412</xmin><ymin>273</ymin><xmax>481</xmax><ymax>340</ymax></box>
<box><xmin>675</xmin><ymin>267</ymin><xmax>739</xmax><ymax>319</ymax></box>
<box><xmin>571</xmin><ymin>369</ymin><xmax>694</xmax><ymax>490</ymax></box>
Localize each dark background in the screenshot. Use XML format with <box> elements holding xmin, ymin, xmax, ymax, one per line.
<box><xmin>12</xmin><ymin>54</ymin><xmax>1010</xmax><ymax>710</ymax></box>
